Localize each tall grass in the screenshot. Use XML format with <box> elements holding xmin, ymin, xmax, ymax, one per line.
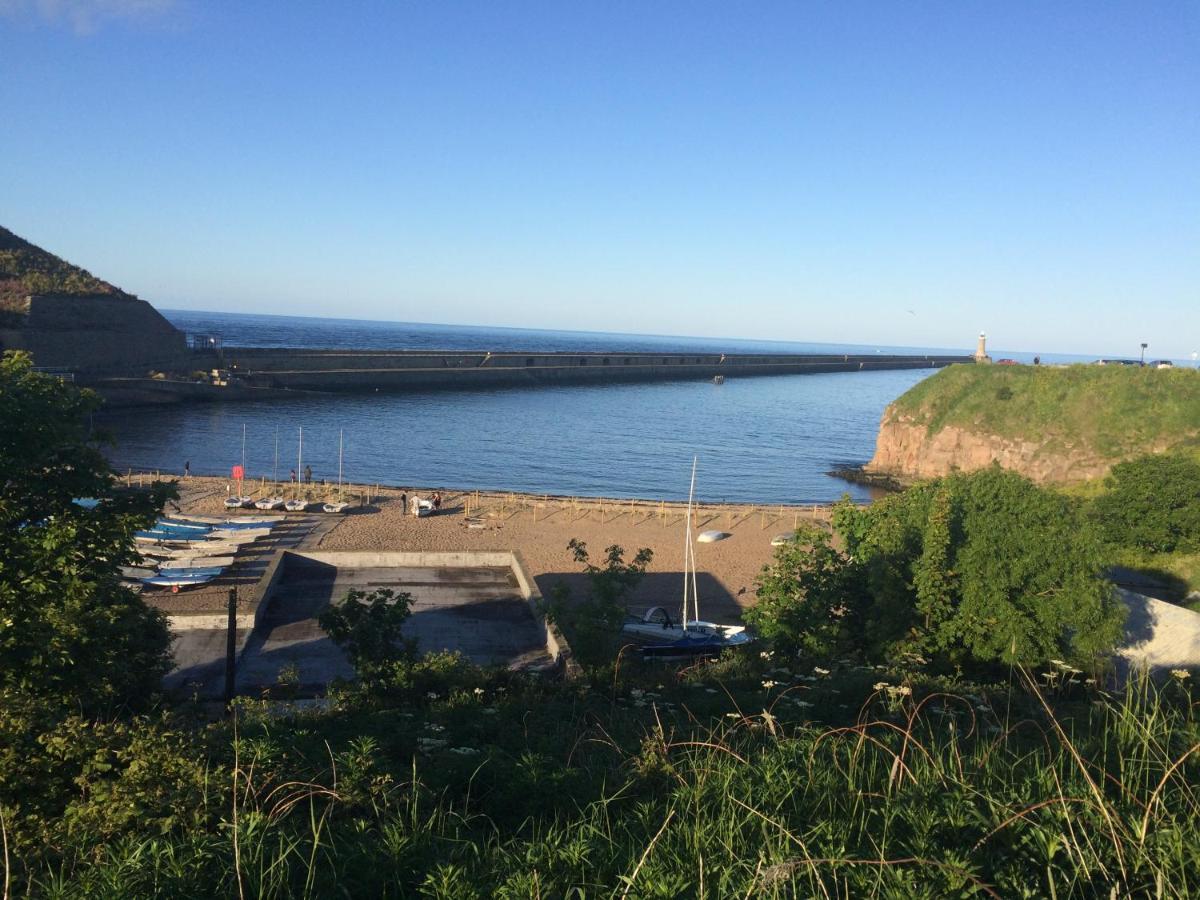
<box><xmin>15</xmin><ymin>667</ymin><xmax>1199</xmax><ymax>898</ymax></box>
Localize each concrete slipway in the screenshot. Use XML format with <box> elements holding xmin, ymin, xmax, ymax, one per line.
<box><xmin>165</xmin><ymin>549</ymin><xmax>573</xmax><ymax>698</ymax></box>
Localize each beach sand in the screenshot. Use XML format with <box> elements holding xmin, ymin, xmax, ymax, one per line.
<box><xmin>161</xmin><ymin>476</ymin><xmax>837</xmax><ymax>621</ymax></box>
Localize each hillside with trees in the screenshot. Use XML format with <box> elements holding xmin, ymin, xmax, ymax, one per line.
<box><xmin>866</xmin><ymin>363</ymin><xmax>1200</xmax><ymax>485</ymax></box>
<box><xmin>0</xmin><ymin>225</ymin><xmax>135</xmax><ymax>322</ymax></box>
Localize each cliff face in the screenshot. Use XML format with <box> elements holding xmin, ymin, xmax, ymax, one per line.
<box><xmin>867</xmin><ymin>414</ymin><xmax>1118</xmax><ymax>484</ymax></box>
<box><xmin>864</xmin><ymin>364</ymin><xmax>1200</xmax><ymax>486</ymax></box>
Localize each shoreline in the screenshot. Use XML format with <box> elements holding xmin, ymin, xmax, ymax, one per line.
<box><xmin>150</xmin><ymin>475</ymin><xmax>848</xmax><ymax>625</ymax></box>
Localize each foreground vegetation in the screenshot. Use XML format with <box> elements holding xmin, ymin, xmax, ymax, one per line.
<box><xmin>2</xmin><ymin>657</ymin><xmax>1198</xmax><ymax>897</ymax></box>
<box><xmin>3</xmin><ymin>351</ymin><xmax>1199</xmax><ymax>896</ymax></box>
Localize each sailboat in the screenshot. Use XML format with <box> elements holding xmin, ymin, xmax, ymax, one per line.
<box><xmin>322</xmin><ymin>429</ymin><xmax>350</xmax><ymax>514</ymax></box>
<box><xmin>224</xmin><ymin>424</ymin><xmax>256</xmax><ymax>508</ymax></box>
<box><xmin>255</xmin><ymin>427</ymin><xmax>286</xmax><ymax>510</ymax></box>
<box><xmin>284</xmin><ymin>426</ymin><xmax>309</xmax><ymax>512</ymax></box>
<box><xmin>620</xmin><ymin>457</ymin><xmax>752</xmax><ymax>655</ymax></box>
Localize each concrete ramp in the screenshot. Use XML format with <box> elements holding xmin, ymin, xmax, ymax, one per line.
<box><xmin>1115</xmin><ymin>588</ymin><xmax>1200</xmax><ymax>677</ymax></box>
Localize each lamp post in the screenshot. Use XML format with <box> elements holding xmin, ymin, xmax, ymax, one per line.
<box><xmin>1140</xmin><ymin>343</ymin><xmax>1148</xmax><ymax>365</ymax></box>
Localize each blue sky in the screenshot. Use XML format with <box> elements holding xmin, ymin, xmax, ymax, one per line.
<box><xmin>1</xmin><ymin>1</ymin><xmax>1197</xmax><ymax>358</ymax></box>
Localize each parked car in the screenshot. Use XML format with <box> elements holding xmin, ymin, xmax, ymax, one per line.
<box><xmin>1151</xmin><ymin>359</ymin><xmax>1174</xmax><ymax>369</ymax></box>
<box><xmin>995</xmin><ymin>358</ymin><xmax>1020</xmax><ymax>365</ymax></box>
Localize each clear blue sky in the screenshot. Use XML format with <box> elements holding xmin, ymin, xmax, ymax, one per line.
<box><xmin>2</xmin><ymin>1</ymin><xmax>1197</xmax><ymax>357</ymax></box>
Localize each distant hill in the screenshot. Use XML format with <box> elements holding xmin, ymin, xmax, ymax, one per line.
<box><xmin>866</xmin><ymin>363</ymin><xmax>1200</xmax><ymax>485</ymax></box>
<box><xmin>0</xmin><ymin>226</ymin><xmax>134</xmax><ymax>320</ymax></box>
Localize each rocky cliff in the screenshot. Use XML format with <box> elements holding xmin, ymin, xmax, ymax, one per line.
<box><xmin>865</xmin><ymin>363</ymin><xmax>1200</xmax><ymax>486</ymax></box>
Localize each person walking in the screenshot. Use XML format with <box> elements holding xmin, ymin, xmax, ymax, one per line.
<box><xmin>183</xmin><ymin>460</ymin><xmax>190</xmax><ymax>478</ymax></box>
<box><xmin>399</xmin><ymin>492</ymin><xmax>408</xmax><ymax>515</ymax></box>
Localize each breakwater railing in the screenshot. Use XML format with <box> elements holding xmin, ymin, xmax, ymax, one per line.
<box><xmin>216</xmin><ymin>347</ymin><xmax>974</xmax><ymax>393</ymax></box>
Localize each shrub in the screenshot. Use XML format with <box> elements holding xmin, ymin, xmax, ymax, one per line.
<box><xmin>1092</xmin><ymin>453</ymin><xmax>1200</xmax><ymax>553</ymax></box>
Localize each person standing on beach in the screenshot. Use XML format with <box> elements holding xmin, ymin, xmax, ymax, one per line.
<box><xmin>184</xmin><ymin>460</ymin><xmax>190</xmax><ymax>478</ymax></box>
<box><xmin>290</xmin><ymin>469</ymin><xmax>297</xmax><ymax>483</ymax></box>
<box><xmin>304</xmin><ymin>464</ymin><xmax>312</xmax><ymax>484</ymax></box>
<box><xmin>400</xmin><ymin>492</ymin><xmax>407</xmax><ymax>515</ymax></box>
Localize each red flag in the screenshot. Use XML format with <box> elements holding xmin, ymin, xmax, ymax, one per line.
<box><xmin>232</xmin><ymin>465</ymin><xmax>244</xmax><ymax>480</ymax></box>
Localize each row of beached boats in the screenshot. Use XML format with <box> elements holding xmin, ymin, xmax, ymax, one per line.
<box><xmin>225</xmin><ymin>426</ymin><xmax>351</xmax><ymax>515</ymax></box>
<box><xmin>127</xmin><ymin>514</ymin><xmax>283</xmax><ymax>591</ymax></box>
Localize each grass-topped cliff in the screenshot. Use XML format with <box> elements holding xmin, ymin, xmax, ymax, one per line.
<box><xmin>867</xmin><ymin>363</ymin><xmax>1200</xmax><ymax>485</ymax></box>
<box><xmin>0</xmin><ymin>225</ymin><xmax>134</xmax><ymax>322</ymax></box>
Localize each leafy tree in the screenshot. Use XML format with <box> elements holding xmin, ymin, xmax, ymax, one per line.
<box><xmin>545</xmin><ymin>540</ymin><xmax>653</xmax><ymax>667</ymax></box>
<box><xmin>751</xmin><ymin>469</ymin><xmax>1125</xmax><ymax>669</ymax></box>
<box><xmin>0</xmin><ymin>351</ymin><xmax>174</xmax><ymax>713</ymax></box>
<box><xmin>319</xmin><ymin>587</ymin><xmax>414</xmax><ymax>681</ymax></box>
<box><xmin>744</xmin><ymin>524</ymin><xmax>868</xmax><ymax>657</ymax></box>
<box><xmin>1092</xmin><ymin>453</ymin><xmax>1200</xmax><ymax>553</ymax></box>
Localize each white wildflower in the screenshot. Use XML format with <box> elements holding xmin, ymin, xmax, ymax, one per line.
<box><xmin>761</xmin><ymin>680</ymin><xmax>777</xmax><ymax>690</ymax></box>
<box><xmin>473</xmin><ymin>687</ymin><xmax>485</xmax><ymax>696</ymax></box>
<box><xmin>1171</xmin><ymin>668</ymin><xmax>1191</xmax><ymax>680</ymax></box>
<box><xmin>760</xmin><ymin>650</ymin><xmax>774</xmax><ymax>660</ymax></box>
<box><xmin>873</xmin><ymin>682</ymin><xmax>890</xmax><ymax>691</ymax></box>
<box><xmin>813</xmin><ymin>667</ymin><xmax>830</xmax><ymax>676</ymax></box>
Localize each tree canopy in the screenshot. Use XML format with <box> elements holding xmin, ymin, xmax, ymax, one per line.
<box><xmin>749</xmin><ymin>468</ymin><xmax>1126</xmax><ymax>669</ymax></box>
<box><xmin>0</xmin><ymin>350</ymin><xmax>174</xmax><ymax>713</ymax></box>
<box><xmin>1092</xmin><ymin>453</ymin><xmax>1200</xmax><ymax>554</ymax></box>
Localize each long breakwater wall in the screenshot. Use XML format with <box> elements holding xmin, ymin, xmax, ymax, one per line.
<box><xmin>217</xmin><ymin>348</ymin><xmax>973</xmax><ymax>392</ymax></box>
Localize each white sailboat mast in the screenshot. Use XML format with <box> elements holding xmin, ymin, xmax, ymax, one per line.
<box><xmin>337</xmin><ymin>429</ymin><xmax>344</xmax><ymax>499</ymax></box>
<box><xmin>680</xmin><ymin>456</ymin><xmax>698</xmax><ymax>632</ymax></box>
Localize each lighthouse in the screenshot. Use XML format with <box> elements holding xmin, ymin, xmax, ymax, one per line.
<box><xmin>974</xmin><ymin>332</ymin><xmax>992</xmax><ymax>364</ymax></box>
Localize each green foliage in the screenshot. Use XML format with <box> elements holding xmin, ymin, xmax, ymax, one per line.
<box><xmin>0</xmin><ymin>350</ymin><xmax>174</xmax><ymax>714</ymax></box>
<box><xmin>752</xmin><ymin>469</ymin><xmax>1125</xmax><ymax>669</ymax></box>
<box><xmin>1092</xmin><ymin>453</ymin><xmax>1200</xmax><ymax>553</ymax></box>
<box><xmin>2</xmin><ymin>658</ymin><xmax>1197</xmax><ymax>898</ymax></box>
<box><xmin>318</xmin><ymin>587</ymin><xmax>414</xmax><ymax>680</ymax></box>
<box><xmin>890</xmin><ymin>362</ymin><xmax>1200</xmax><ymax>466</ymax></box>
<box><xmin>543</xmin><ymin>539</ymin><xmax>652</xmax><ymax>668</ymax></box>
<box><xmin>743</xmin><ymin>524</ymin><xmax>868</xmax><ymax>657</ymax></box>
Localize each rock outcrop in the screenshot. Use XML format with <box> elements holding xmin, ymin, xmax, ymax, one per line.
<box><xmin>866</xmin><ymin>414</ymin><xmax>1115</xmax><ymax>485</ymax></box>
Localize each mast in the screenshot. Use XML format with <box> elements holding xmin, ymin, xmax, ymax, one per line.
<box><xmin>337</xmin><ymin>429</ymin><xmax>344</xmax><ymax>500</ymax></box>
<box><xmin>680</xmin><ymin>456</ymin><xmax>698</xmax><ymax>633</ymax></box>
<box><xmin>296</xmin><ymin>426</ymin><xmax>303</xmax><ymax>499</ymax></box>
<box><xmin>273</xmin><ymin>427</ymin><xmax>279</xmax><ymax>485</ymax></box>
<box><xmin>240</xmin><ymin>423</ymin><xmax>247</xmax><ymax>497</ymax></box>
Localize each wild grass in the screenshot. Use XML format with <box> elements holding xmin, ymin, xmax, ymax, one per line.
<box><xmin>8</xmin><ymin>659</ymin><xmax>1198</xmax><ymax>898</ymax></box>
<box><xmin>891</xmin><ymin>364</ymin><xmax>1200</xmax><ymax>461</ymax></box>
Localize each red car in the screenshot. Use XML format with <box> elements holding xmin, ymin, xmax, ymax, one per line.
<box><xmin>996</xmin><ymin>358</ymin><xmax>1020</xmax><ymax>365</ymax></box>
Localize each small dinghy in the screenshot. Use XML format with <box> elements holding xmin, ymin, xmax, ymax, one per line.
<box><xmin>411</xmin><ymin>497</ymin><xmax>435</xmax><ymax>517</ymax></box>
<box><xmin>284</xmin><ymin>498</ymin><xmax>309</xmax><ymax>512</ymax></box>
<box><xmin>224</xmin><ymin>496</ymin><xmax>255</xmax><ymax>509</ymax></box>
<box><xmin>322</xmin><ymin>501</ymin><xmax>350</xmax><ymax>514</ymax></box>
<box><xmin>255</xmin><ymin>496</ymin><xmax>285</xmax><ymax>510</ymax></box>
<box><xmin>139</xmin><ymin>573</ymin><xmax>217</xmax><ymax>592</ymax></box>
<box><xmin>156</xmin><ymin>565</ymin><xmax>225</xmax><ymax>578</ymax></box>
<box><xmin>321</xmin><ymin>429</ymin><xmax>351</xmax><ymax>514</ymax></box>
<box><xmin>620</xmin><ymin>458</ymin><xmax>752</xmax><ymax>655</ymax></box>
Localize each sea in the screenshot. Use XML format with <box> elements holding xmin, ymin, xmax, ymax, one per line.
<box><xmin>94</xmin><ymin>310</ymin><xmax>1082</xmax><ymax>505</ymax></box>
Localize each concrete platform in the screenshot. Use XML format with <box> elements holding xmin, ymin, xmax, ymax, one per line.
<box><xmin>167</xmin><ymin>549</ymin><xmax>572</xmax><ymax>698</ymax></box>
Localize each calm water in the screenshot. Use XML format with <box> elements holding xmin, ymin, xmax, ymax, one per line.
<box><xmin>101</xmin><ymin>311</ymin><xmax>966</xmax><ymax>504</ymax></box>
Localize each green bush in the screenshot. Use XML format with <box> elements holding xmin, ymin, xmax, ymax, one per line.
<box><xmin>1092</xmin><ymin>453</ymin><xmax>1200</xmax><ymax>553</ymax></box>
<box><xmin>750</xmin><ymin>469</ymin><xmax>1125</xmax><ymax>669</ymax></box>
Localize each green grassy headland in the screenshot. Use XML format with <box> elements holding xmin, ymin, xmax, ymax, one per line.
<box><xmin>892</xmin><ymin>362</ymin><xmax>1200</xmax><ymax>463</ymax></box>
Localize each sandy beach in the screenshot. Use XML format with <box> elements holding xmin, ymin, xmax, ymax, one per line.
<box><xmin>159</xmin><ymin>475</ymin><xmax>838</xmax><ymax>621</ymax></box>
